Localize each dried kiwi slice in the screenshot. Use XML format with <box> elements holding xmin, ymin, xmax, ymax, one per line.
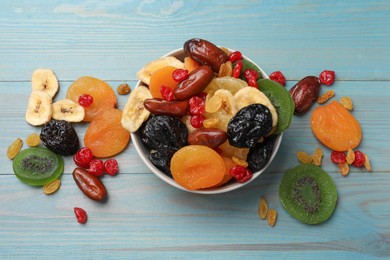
<box><xmin>13</xmin><ymin>147</ymin><xmax>64</xmax><ymax>186</ymax></box>
<box><xmin>279</xmin><ymin>164</ymin><xmax>337</xmax><ymax>225</ymax></box>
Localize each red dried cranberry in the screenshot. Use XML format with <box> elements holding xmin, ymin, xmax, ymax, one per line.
<box><xmin>73</xmin><ymin>147</ymin><xmax>93</xmax><ymax>168</ymax></box>
<box><xmin>247</xmin><ymin>78</ymin><xmax>259</xmax><ymax>88</ymax></box>
<box><xmin>229</xmin><ymin>165</ymin><xmax>253</xmax><ymax>183</ymax></box>
<box><xmin>232</xmin><ymin>60</ymin><xmax>243</xmax><ymax>78</ymax></box>
<box><xmin>160</xmin><ymin>86</ymin><xmax>174</xmax><ymax>101</ymax></box>
<box><xmin>172</xmin><ymin>68</ymin><xmax>189</xmax><ymax>82</ymax></box>
<box><xmin>352</xmin><ymin>150</ymin><xmax>365</xmax><ymax>167</ymax></box>
<box><xmin>269</xmin><ymin>71</ymin><xmax>286</xmax><ymax>86</ymax></box>
<box><xmin>104</xmin><ymin>159</ymin><xmax>119</xmax><ymax>176</ymax></box>
<box><xmin>190</xmin><ymin>115</ymin><xmax>205</xmax><ymax>128</ymax></box>
<box><xmin>188</xmin><ymin>96</ymin><xmax>205</xmax><ymax>115</ymax></box>
<box><xmin>74</xmin><ymin>207</ymin><xmax>87</xmax><ymax>224</ymax></box>
<box><xmin>319</xmin><ymin>70</ymin><xmax>336</xmax><ymax>86</ymax></box>
<box><xmin>244</xmin><ymin>68</ymin><xmax>259</xmax><ymax>81</ymax></box>
<box><xmin>330</xmin><ymin>151</ymin><xmax>347</xmax><ymax>164</ymax></box>
<box><xmin>228</xmin><ymin>51</ymin><xmax>243</xmax><ymax>63</ymax></box>
<box><xmin>78</xmin><ymin>94</ymin><xmax>93</xmax><ymax>107</ymax></box>
<box><xmin>88</xmin><ymin>159</ymin><xmax>104</xmax><ymax>177</ymax></box>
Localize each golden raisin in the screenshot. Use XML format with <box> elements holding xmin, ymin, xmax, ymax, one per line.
<box><xmin>297</xmin><ymin>151</ymin><xmax>313</xmax><ymax>164</ymax></box>
<box><xmin>346</xmin><ymin>148</ymin><xmax>355</xmax><ymax>164</ymax></box>
<box><xmin>258</xmin><ymin>197</ymin><xmax>268</xmax><ymax>220</ymax></box>
<box><xmin>317</xmin><ymin>90</ymin><xmax>335</xmax><ymax>104</ymax></box>
<box><xmin>312</xmin><ymin>147</ymin><xmax>323</xmax><ymax>166</ymax></box>
<box><xmin>117</xmin><ymin>83</ymin><xmax>131</xmax><ymax>95</ymax></box>
<box><xmin>340</xmin><ymin>96</ymin><xmax>353</xmax><ymax>110</ymax></box>
<box><xmin>7</xmin><ymin>138</ymin><xmax>23</xmax><ymax>160</ymax></box>
<box><xmin>364</xmin><ymin>153</ymin><xmax>372</xmax><ymax>172</ymax></box>
<box><xmin>43</xmin><ymin>179</ymin><xmax>61</xmax><ymax>195</ymax></box>
<box><xmin>232</xmin><ymin>156</ymin><xmax>248</xmax><ymax>167</ymax></box>
<box><xmin>267</xmin><ymin>209</ymin><xmax>277</xmax><ymax>227</ymax></box>
<box><xmin>26</xmin><ymin>133</ymin><xmax>40</xmax><ymax>147</ymax></box>
<box><xmin>218</xmin><ymin>61</ymin><xmax>233</xmax><ymax>77</ymax></box>
<box><xmin>338</xmin><ymin>163</ymin><xmax>349</xmax><ymax>176</ymax></box>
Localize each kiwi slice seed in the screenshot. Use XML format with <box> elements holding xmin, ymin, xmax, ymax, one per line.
<box><xmin>279</xmin><ymin>164</ymin><xmax>337</xmax><ymax>225</ymax></box>
<box><xmin>13</xmin><ymin>147</ymin><xmax>64</xmax><ymax>186</ymax></box>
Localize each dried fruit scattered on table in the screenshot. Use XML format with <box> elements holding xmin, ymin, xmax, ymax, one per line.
<box><xmin>258</xmin><ymin>197</ymin><xmax>269</xmax><ymax>220</ymax></box>
<box><xmin>317</xmin><ymin>90</ymin><xmax>335</xmax><ymax>104</ymax></box>
<box><xmin>296</xmin><ymin>151</ymin><xmax>313</xmax><ymax>164</ymax></box>
<box><xmin>340</xmin><ymin>96</ymin><xmax>353</xmax><ymax>110</ymax></box>
<box><xmin>331</xmin><ymin>151</ymin><xmax>347</xmax><ymax>164</ymax></box>
<box><xmin>25</xmin><ymin>90</ymin><xmax>53</xmax><ymax>126</ymax></box>
<box><xmin>74</xmin><ymin>207</ymin><xmax>87</xmax><ymax>224</ymax></box>
<box><xmin>338</xmin><ymin>162</ymin><xmax>349</xmax><ymax>176</ymax></box>
<box><xmin>31</xmin><ymin>68</ymin><xmax>59</xmax><ymax>98</ymax></box>
<box><xmin>279</xmin><ymin>164</ymin><xmax>337</xmax><ymax>225</ymax></box>
<box><xmin>364</xmin><ymin>153</ymin><xmax>372</xmax><ymax>172</ymax></box>
<box><xmin>88</xmin><ymin>159</ymin><xmax>104</xmax><ymax>177</ymax></box>
<box><xmin>26</xmin><ymin>133</ymin><xmax>40</xmax><ymax>147</ymax></box>
<box><xmin>43</xmin><ymin>179</ymin><xmax>61</xmax><ymax>195</ymax></box>
<box><xmin>104</xmin><ymin>159</ymin><xmax>119</xmax><ymax>176</ymax></box>
<box><xmin>269</xmin><ymin>71</ymin><xmax>286</xmax><ymax>86</ymax></box>
<box><xmin>40</xmin><ymin>120</ymin><xmax>80</xmax><ymax>156</ymax></box>
<box><xmin>247</xmin><ymin>136</ymin><xmax>275</xmax><ymax>172</ymax></box>
<box><xmin>117</xmin><ymin>83</ymin><xmax>131</xmax><ymax>95</ymax></box>
<box><xmin>319</xmin><ymin>70</ymin><xmax>336</xmax><ymax>86</ymax></box>
<box><xmin>7</xmin><ymin>138</ymin><xmax>23</xmax><ymax>160</ymax></box>
<box><xmin>312</xmin><ymin>147</ymin><xmax>323</xmax><ymax>166</ymax></box>
<box><xmin>311</xmin><ymin>100</ymin><xmax>362</xmax><ymax>151</ymax></box>
<box><xmin>137</xmin><ymin>56</ymin><xmax>184</xmax><ymax>85</ymax></box>
<box><xmin>72</xmin><ymin>167</ymin><xmax>107</xmax><ymax>201</ymax></box>
<box><xmin>13</xmin><ymin>147</ymin><xmax>64</xmax><ymax>186</ymax></box>
<box><xmin>66</xmin><ymin>76</ymin><xmax>116</xmax><ymax>122</ymax></box>
<box><xmin>73</xmin><ymin>147</ymin><xmax>93</xmax><ymax>168</ymax></box>
<box><xmin>352</xmin><ymin>150</ymin><xmax>366</xmax><ymax>167</ymax></box>
<box><xmin>52</xmin><ymin>99</ymin><xmax>85</xmax><ymax>122</ymax></box>
<box><xmin>84</xmin><ymin>108</ymin><xmax>130</xmax><ymax>158</ymax></box>
<box><xmin>267</xmin><ymin>209</ymin><xmax>277</xmax><ymax>227</ymax></box>
<box><xmin>346</xmin><ymin>149</ymin><xmax>355</xmax><ymax>164</ymax></box>
<box><xmin>289</xmin><ymin>76</ymin><xmax>321</xmax><ymax>114</ymax></box>
<box><xmin>170</xmin><ymin>145</ymin><xmax>226</xmax><ymax>190</ymax></box>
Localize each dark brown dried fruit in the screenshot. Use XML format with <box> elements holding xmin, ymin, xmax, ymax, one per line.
<box><xmin>72</xmin><ymin>167</ymin><xmax>107</xmax><ymax>201</ymax></box>
<box><xmin>289</xmin><ymin>76</ymin><xmax>321</xmax><ymax>114</ymax></box>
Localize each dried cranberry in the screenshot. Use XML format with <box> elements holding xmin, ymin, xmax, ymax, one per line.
<box><xmin>352</xmin><ymin>150</ymin><xmax>365</xmax><ymax>167</ymax></box>
<box><xmin>330</xmin><ymin>151</ymin><xmax>347</xmax><ymax>164</ymax></box>
<box><xmin>228</xmin><ymin>51</ymin><xmax>243</xmax><ymax>63</ymax></box>
<box><xmin>188</xmin><ymin>96</ymin><xmax>205</xmax><ymax>115</ymax></box>
<box><xmin>160</xmin><ymin>86</ymin><xmax>174</xmax><ymax>101</ymax></box>
<box><xmin>88</xmin><ymin>159</ymin><xmax>104</xmax><ymax>177</ymax></box>
<box><xmin>319</xmin><ymin>70</ymin><xmax>336</xmax><ymax>86</ymax></box>
<box><xmin>232</xmin><ymin>60</ymin><xmax>243</xmax><ymax>78</ymax></box>
<box><xmin>74</xmin><ymin>207</ymin><xmax>87</xmax><ymax>224</ymax></box>
<box><xmin>104</xmin><ymin>159</ymin><xmax>119</xmax><ymax>176</ymax></box>
<box><xmin>247</xmin><ymin>78</ymin><xmax>258</xmax><ymax>88</ymax></box>
<box><xmin>190</xmin><ymin>115</ymin><xmax>205</xmax><ymax>128</ymax></box>
<box><xmin>73</xmin><ymin>147</ymin><xmax>93</xmax><ymax>168</ymax></box>
<box><xmin>78</xmin><ymin>94</ymin><xmax>93</xmax><ymax>107</ymax></box>
<box><xmin>172</xmin><ymin>68</ymin><xmax>189</xmax><ymax>82</ymax></box>
<box><xmin>269</xmin><ymin>71</ymin><xmax>286</xmax><ymax>86</ymax></box>
<box><xmin>244</xmin><ymin>68</ymin><xmax>259</xmax><ymax>81</ymax></box>
<box><xmin>229</xmin><ymin>165</ymin><xmax>253</xmax><ymax>183</ymax></box>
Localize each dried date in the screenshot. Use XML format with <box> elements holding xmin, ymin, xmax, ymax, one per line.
<box><xmin>289</xmin><ymin>76</ymin><xmax>321</xmax><ymax>114</ymax></box>
<box><xmin>72</xmin><ymin>167</ymin><xmax>107</xmax><ymax>201</ymax></box>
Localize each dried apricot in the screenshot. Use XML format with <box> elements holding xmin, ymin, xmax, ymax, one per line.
<box><xmin>66</xmin><ymin>76</ymin><xmax>117</xmax><ymax>122</ymax></box>
<box><xmin>184</xmin><ymin>56</ymin><xmax>200</xmax><ymax>73</ymax></box>
<box><xmin>149</xmin><ymin>66</ymin><xmax>178</xmax><ymax>99</ymax></box>
<box><xmin>170</xmin><ymin>145</ymin><xmax>226</xmax><ymax>190</ymax></box>
<box><xmin>310</xmin><ymin>100</ymin><xmax>362</xmax><ymax>151</ymax></box>
<box><xmin>84</xmin><ymin>108</ymin><xmax>130</xmax><ymax>158</ymax></box>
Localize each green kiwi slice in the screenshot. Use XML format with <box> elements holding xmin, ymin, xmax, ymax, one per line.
<box><xmin>258</xmin><ymin>79</ymin><xmax>294</xmax><ymax>134</ymax></box>
<box><xmin>279</xmin><ymin>164</ymin><xmax>337</xmax><ymax>225</ymax></box>
<box><xmin>13</xmin><ymin>147</ymin><xmax>64</xmax><ymax>186</ymax></box>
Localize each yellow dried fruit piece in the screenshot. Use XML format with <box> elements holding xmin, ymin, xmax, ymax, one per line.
<box><xmin>43</xmin><ymin>179</ymin><xmax>61</xmax><ymax>195</ymax></box>
<box><xmin>7</xmin><ymin>138</ymin><xmax>23</xmax><ymax>160</ymax></box>
<box><xmin>220</xmin><ymin>47</ymin><xmax>231</xmax><ymax>56</ymax></box>
<box><xmin>338</xmin><ymin>163</ymin><xmax>349</xmax><ymax>176</ymax></box>
<box><xmin>346</xmin><ymin>148</ymin><xmax>355</xmax><ymax>165</ymax></box>
<box><xmin>218</xmin><ymin>61</ymin><xmax>233</xmax><ymax>77</ymax></box>
<box><xmin>117</xmin><ymin>83</ymin><xmax>131</xmax><ymax>95</ymax></box>
<box><xmin>296</xmin><ymin>151</ymin><xmax>313</xmax><ymax>164</ymax></box>
<box><xmin>26</xmin><ymin>133</ymin><xmax>40</xmax><ymax>147</ymax></box>
<box><xmin>340</xmin><ymin>96</ymin><xmax>353</xmax><ymax>110</ymax></box>
<box><xmin>311</xmin><ymin>147</ymin><xmax>323</xmax><ymax>166</ymax></box>
<box><xmin>364</xmin><ymin>153</ymin><xmax>372</xmax><ymax>172</ymax></box>
<box><xmin>258</xmin><ymin>197</ymin><xmax>269</xmax><ymax>220</ymax></box>
<box><xmin>317</xmin><ymin>90</ymin><xmax>335</xmax><ymax>104</ymax></box>
<box><xmin>232</xmin><ymin>156</ymin><xmax>248</xmax><ymax>167</ymax></box>
<box><xmin>267</xmin><ymin>208</ymin><xmax>277</xmax><ymax>227</ymax></box>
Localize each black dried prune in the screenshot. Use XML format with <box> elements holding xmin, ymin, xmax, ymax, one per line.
<box><xmin>40</xmin><ymin>120</ymin><xmax>80</xmax><ymax>156</ymax></box>
<box><xmin>141</xmin><ymin>115</ymin><xmax>188</xmax><ymax>152</ymax></box>
<box><xmin>227</xmin><ymin>104</ymin><xmax>273</xmax><ymax>148</ymax></box>
<box><xmin>149</xmin><ymin>150</ymin><xmax>174</xmax><ymax>176</ymax></box>
<box><xmin>247</xmin><ymin>136</ymin><xmax>276</xmax><ymax>172</ymax></box>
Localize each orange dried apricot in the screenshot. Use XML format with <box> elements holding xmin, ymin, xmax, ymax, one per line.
<box><xmin>149</xmin><ymin>66</ymin><xmax>178</xmax><ymax>99</ymax></box>
<box><xmin>170</xmin><ymin>145</ymin><xmax>226</xmax><ymax>190</ymax></box>
<box><xmin>84</xmin><ymin>108</ymin><xmax>130</xmax><ymax>158</ymax></box>
<box><xmin>66</xmin><ymin>76</ymin><xmax>116</xmax><ymax>122</ymax></box>
<box><xmin>311</xmin><ymin>100</ymin><xmax>362</xmax><ymax>151</ymax></box>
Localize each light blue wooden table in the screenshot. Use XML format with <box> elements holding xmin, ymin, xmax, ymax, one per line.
<box><xmin>1</xmin><ymin>1</ymin><xmax>389</xmax><ymax>259</ymax></box>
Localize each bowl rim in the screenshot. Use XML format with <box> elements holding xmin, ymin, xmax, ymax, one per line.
<box><xmin>130</xmin><ymin>48</ymin><xmax>283</xmax><ymax>194</ymax></box>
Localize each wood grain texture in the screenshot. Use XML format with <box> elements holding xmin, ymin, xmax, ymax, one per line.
<box><xmin>1</xmin><ymin>0</ymin><xmax>389</xmax><ymax>259</ymax></box>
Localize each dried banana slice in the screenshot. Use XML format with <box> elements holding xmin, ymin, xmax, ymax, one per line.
<box><xmin>234</xmin><ymin>87</ymin><xmax>278</xmax><ymax>128</ymax></box>
<box><xmin>121</xmin><ymin>86</ymin><xmax>152</xmax><ymax>132</ymax></box>
<box><xmin>136</xmin><ymin>56</ymin><xmax>184</xmax><ymax>85</ymax></box>
<box><xmin>25</xmin><ymin>90</ymin><xmax>53</xmax><ymax>126</ymax></box>
<box><xmin>31</xmin><ymin>69</ymin><xmax>59</xmax><ymax>98</ymax></box>
<box><xmin>52</xmin><ymin>99</ymin><xmax>85</xmax><ymax>122</ymax></box>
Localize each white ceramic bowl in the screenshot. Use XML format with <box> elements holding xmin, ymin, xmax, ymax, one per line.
<box><xmin>131</xmin><ymin>48</ymin><xmax>283</xmax><ymax>194</ymax></box>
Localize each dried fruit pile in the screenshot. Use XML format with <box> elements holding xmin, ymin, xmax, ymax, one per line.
<box><xmin>123</xmin><ymin>38</ymin><xmax>295</xmax><ymax>190</ymax></box>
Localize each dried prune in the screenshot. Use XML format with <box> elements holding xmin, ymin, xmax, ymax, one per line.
<box><xmin>227</xmin><ymin>104</ymin><xmax>272</xmax><ymax>148</ymax></box>
<box><xmin>247</xmin><ymin>136</ymin><xmax>275</xmax><ymax>172</ymax></box>
<box><xmin>149</xmin><ymin>150</ymin><xmax>173</xmax><ymax>175</ymax></box>
<box><xmin>40</xmin><ymin>120</ymin><xmax>80</xmax><ymax>156</ymax></box>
